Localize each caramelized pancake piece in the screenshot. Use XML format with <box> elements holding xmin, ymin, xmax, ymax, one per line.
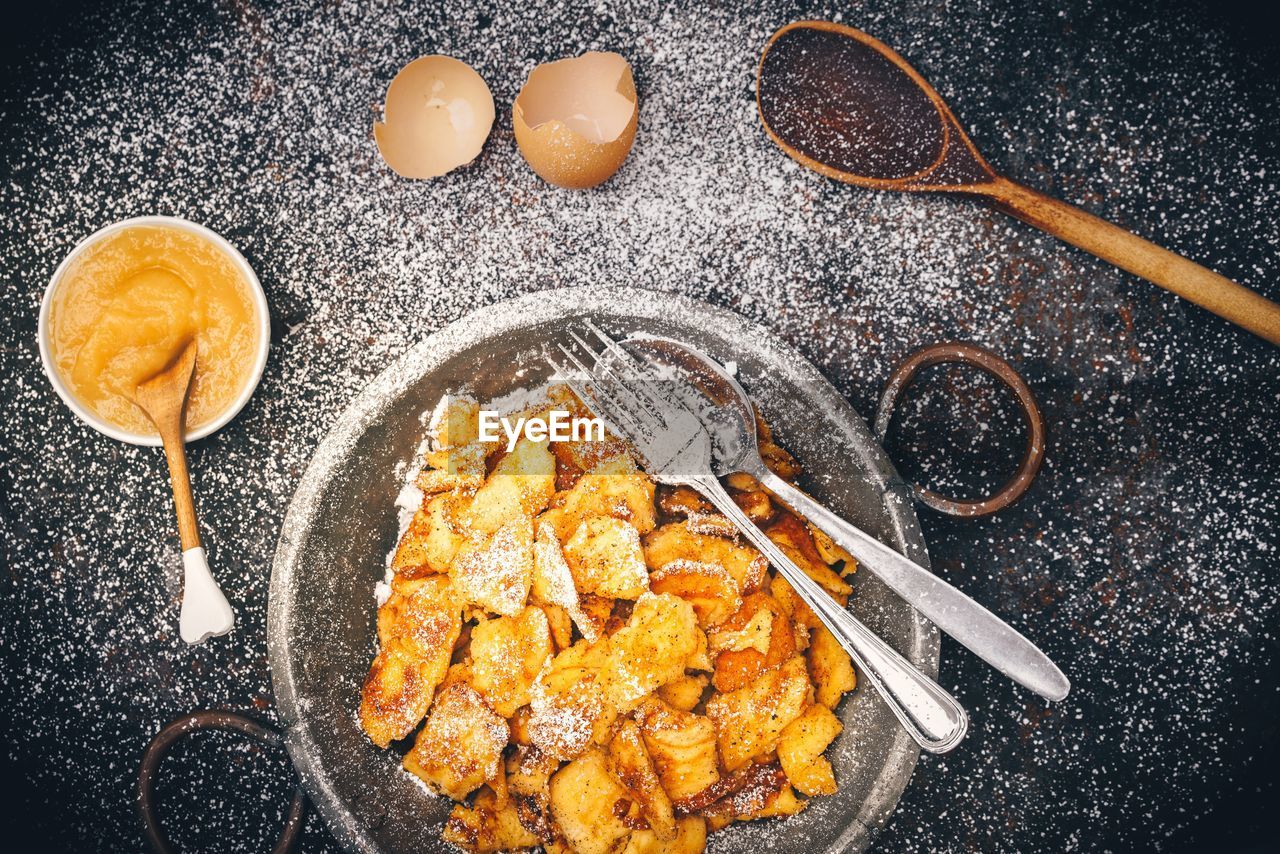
<box><xmin>705</xmin><ymin>656</ymin><xmax>812</xmax><ymax>772</ymax></box>
<box><xmin>807</xmin><ymin>522</ymin><xmax>857</xmax><ymax>573</ymax></box>
<box><xmin>634</xmin><ymin>698</ymin><xmax>721</xmax><ymax>803</ymax></box>
<box><xmin>778</xmin><ymin>704</ymin><xmax>842</xmax><ymax>797</ymax></box>
<box><xmin>580</xmin><ymin>593</ymin><xmax>616</xmax><ymax>633</ymax></box>
<box><xmin>709</xmin><ymin>593</ymin><xmax>797</xmax><ymax>694</ymax></box>
<box><xmin>549</xmin><ymin>748</ymin><xmax>633</xmax><ymax>854</ymax></box>
<box><xmin>549</xmin><ymin>427</ymin><xmax>631</xmax><ymax>490</ymax></box>
<box><xmin>469</xmin><ymin>605</ymin><xmax>553</xmax><ymax>717</ymax></box>
<box><xmin>699</xmin><ymin>763</ymin><xmax>805</xmax><ymax>827</ymax></box>
<box><xmin>682</xmin><ymin>511</ymin><xmax>737</xmax><ymax>539</ymax></box>
<box><xmin>806</xmin><ymin>624</ymin><xmax>857</xmax><ymax>709</ymax></box>
<box><xmin>707</xmin><ymin>608</ymin><xmax>773</xmax><ymax>656</ymax></box>
<box><xmin>443</xmin><ymin>786</ymin><xmax>542</xmax><ymax>853</ymax></box>
<box><xmin>532</xmin><ymin>521</ymin><xmax>603</xmax><ymax>641</ymax></box>
<box><xmin>757</xmin><ymin>433</ymin><xmax>800</xmax><ymax>481</ymax></box>
<box><xmin>609</xmin><ymin>719</ymin><xmax>677</xmax><ymax>840</ymax></box>
<box><xmin>767</xmin><ymin>572</ymin><xmax>820</xmax><ymax>629</ymax></box>
<box><xmin>765</xmin><ymin>514</ymin><xmax>851</xmax><ymax>601</ymax></box>
<box><xmin>540</xmin><ymin>601</ymin><xmax>575</xmax><ymax>650</ymax></box>
<box><xmin>563</xmin><ymin>516</ymin><xmax>650</xmax><ymax>599</ymax></box>
<box><xmin>529</xmin><ymin>639</ymin><xmax>616</xmax><ymax>761</ymax></box>
<box><xmin>375</xmin><ymin>573</ymin><xmax>447</xmax><ymax>646</ymax></box>
<box><xmin>643</xmin><ymin>523</ymin><xmax>767</xmax><ymax>595</ymax></box>
<box><xmin>729</xmin><ymin>489</ymin><xmax>773</xmax><ymax>524</ymax></box>
<box><xmin>621</xmin><ymin>816</ymin><xmax>707</xmax><ymax>854</ymax></box>
<box><xmin>430</xmin><ymin>395</ymin><xmax>481</xmax><ymax>448</ymax></box>
<box><xmin>741</xmin><ymin>782</ymin><xmax>806</xmax><ymax>820</ymax></box>
<box><xmin>556</xmin><ymin>453</ymin><xmax>657</xmax><ymax>537</ymax></box>
<box><xmin>655</xmin><ymin>485</ymin><xmax>712</xmax><ymax>518</ymax></box>
<box><xmin>466</xmin><ymin>437</ymin><xmax>556</xmax><ymax>536</ymax></box>
<box><xmin>505</xmin><ymin>745</ymin><xmax>560</xmax><ymax>842</ymax></box>
<box><xmin>404</xmin><ymin>682</ymin><xmax>509</xmax><ymax>801</ymax></box>
<box><xmin>685</xmin><ymin>623</ymin><xmax>713</xmax><ymax>673</ymax></box>
<box><xmin>360</xmin><ymin>575</ymin><xmax>462</xmax><ymax>747</ymax></box>
<box><xmin>391</xmin><ymin>492</ymin><xmax>468</xmax><ymax>575</ymax></box>
<box><xmin>655</xmin><ymin>673</ymin><xmax>709</xmax><ymax>712</ymax></box>
<box><xmin>390</xmin><ymin>506</ymin><xmax>437</xmax><ymax>575</ymax></box>
<box><xmin>452</xmin><ymin>515</ymin><xmax>534</xmax><ymax>617</ymax></box>
<box><xmin>417</xmin><ymin>442</ymin><xmax>487</xmax><ymax>496</ymax></box>
<box><xmin>649</xmin><ymin>559</ymin><xmax>741</xmax><ymax>629</ymax></box>
<box><xmin>508</xmin><ymin>744</ymin><xmax>560</xmax><ymax>797</ymax></box>
<box><xmin>600</xmin><ymin>593</ymin><xmax>702</xmax><ymax>712</ymax></box>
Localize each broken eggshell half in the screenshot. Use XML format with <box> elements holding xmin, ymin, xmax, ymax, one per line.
<box><xmin>374</xmin><ymin>55</ymin><xmax>496</xmax><ymax>180</ymax></box>
<box><xmin>513</xmin><ymin>51</ymin><xmax>639</xmax><ymax>189</ymax></box>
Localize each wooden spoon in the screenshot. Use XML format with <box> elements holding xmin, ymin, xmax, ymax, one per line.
<box><xmin>133</xmin><ymin>341</ymin><xmax>235</xmax><ymax>644</ymax></box>
<box><xmin>757</xmin><ymin>20</ymin><xmax>1280</xmax><ymax>345</ymax></box>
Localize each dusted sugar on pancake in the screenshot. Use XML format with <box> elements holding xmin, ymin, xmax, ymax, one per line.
<box><xmin>358</xmin><ymin>387</ymin><xmax>860</xmax><ymax>852</ymax></box>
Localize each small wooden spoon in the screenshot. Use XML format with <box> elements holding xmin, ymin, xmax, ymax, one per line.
<box><xmin>757</xmin><ymin>20</ymin><xmax>1280</xmax><ymax>345</ymax></box>
<box><xmin>133</xmin><ymin>341</ymin><xmax>235</xmax><ymax>644</ymax></box>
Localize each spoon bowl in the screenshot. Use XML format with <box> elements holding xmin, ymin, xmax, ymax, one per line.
<box><xmin>757</xmin><ymin>20</ymin><xmax>1280</xmax><ymax>345</ymax></box>
<box><xmin>758</xmin><ymin>21</ymin><xmax>992</xmax><ymax>191</ymax></box>
<box><xmin>625</xmin><ymin>335</ymin><xmax>761</xmax><ymax>476</ymax></box>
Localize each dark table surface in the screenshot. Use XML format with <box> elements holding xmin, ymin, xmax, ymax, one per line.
<box><xmin>2</xmin><ymin>0</ymin><xmax>1278</xmax><ymax>851</ymax></box>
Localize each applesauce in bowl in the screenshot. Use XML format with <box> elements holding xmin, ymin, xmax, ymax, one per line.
<box><xmin>38</xmin><ymin>216</ymin><xmax>270</xmax><ymax>445</ymax></box>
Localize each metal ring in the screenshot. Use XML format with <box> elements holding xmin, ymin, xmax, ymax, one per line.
<box><xmin>138</xmin><ymin>710</ymin><xmax>306</xmax><ymax>854</ymax></box>
<box><xmin>873</xmin><ymin>342</ymin><xmax>1045</xmax><ymax>517</ymax></box>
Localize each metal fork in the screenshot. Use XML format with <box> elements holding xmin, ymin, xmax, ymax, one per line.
<box><xmin>547</xmin><ymin>325</ymin><xmax>969</xmax><ymax>753</ymax></box>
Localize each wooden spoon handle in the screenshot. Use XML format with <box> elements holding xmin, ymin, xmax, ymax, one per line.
<box><xmin>985</xmin><ymin>176</ymin><xmax>1280</xmax><ymax>345</ymax></box>
<box><xmin>158</xmin><ymin>431</ymin><xmax>201</xmax><ymax>551</ymax></box>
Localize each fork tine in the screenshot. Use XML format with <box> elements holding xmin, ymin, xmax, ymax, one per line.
<box><xmin>565</xmin><ymin>330</ymin><xmax>671</xmax><ymax>435</ymax></box>
<box><xmin>582</xmin><ymin>322</ymin><xmax>684</xmax><ymax>424</ymax></box>
<box><xmin>552</xmin><ymin>343</ymin><xmax>652</xmax><ymax>440</ymax></box>
<box><xmin>584</xmin><ymin>321</ymin><xmax>651</xmax><ymax>381</ymax></box>
<box><xmin>584</xmin><ymin>321</ymin><xmax>658</xmax><ymax>380</ymax></box>
<box><xmin>556</xmin><ymin>342</ymin><xmax>662</xmax><ymax>442</ymax></box>
<box><xmin>545</xmin><ymin>351</ymin><xmax>609</xmax><ymax>429</ymax></box>
<box><xmin>552</xmin><ymin>327</ymin><xmax>714</xmax><ymax>478</ymax></box>
<box><xmin>547</xmin><ymin>352</ymin><xmax>646</xmax><ymax>446</ymax></box>
<box><xmin>586</xmin><ymin>325</ymin><xmax>678</xmax><ymax>409</ymax></box>
<box><xmin>544</xmin><ymin>351</ymin><xmax>593</xmax><ymax>408</ymax></box>
<box><xmin>566</xmin><ymin>329</ymin><xmax>668</xmax><ymax>433</ymax></box>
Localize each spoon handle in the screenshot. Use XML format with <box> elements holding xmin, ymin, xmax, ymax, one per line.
<box><xmin>758</xmin><ymin>469</ymin><xmax>1070</xmax><ymax>702</ymax></box>
<box><xmin>985</xmin><ymin>176</ymin><xmax>1280</xmax><ymax>345</ymax></box>
<box><xmin>156</xmin><ymin>431</ymin><xmax>235</xmax><ymax>644</ymax></box>
<box><xmin>686</xmin><ymin>474</ymin><xmax>969</xmax><ymax>754</ymax></box>
<box><xmin>157</xmin><ymin>427</ymin><xmax>201</xmax><ymax>551</ymax></box>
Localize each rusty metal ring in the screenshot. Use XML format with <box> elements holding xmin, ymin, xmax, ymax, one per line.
<box><xmin>138</xmin><ymin>710</ymin><xmax>306</xmax><ymax>854</ymax></box>
<box><xmin>873</xmin><ymin>342</ymin><xmax>1045</xmax><ymax>517</ymax></box>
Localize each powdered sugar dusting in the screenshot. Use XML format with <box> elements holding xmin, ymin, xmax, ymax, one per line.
<box><xmin>2</xmin><ymin>0</ymin><xmax>1278</xmax><ymax>850</ymax></box>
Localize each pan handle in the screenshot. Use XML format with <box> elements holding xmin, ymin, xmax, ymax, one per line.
<box><xmin>873</xmin><ymin>342</ymin><xmax>1045</xmax><ymax>517</ymax></box>
<box><xmin>138</xmin><ymin>710</ymin><xmax>306</xmax><ymax>854</ymax></box>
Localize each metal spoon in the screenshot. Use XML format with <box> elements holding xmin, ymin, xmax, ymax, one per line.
<box><xmin>626</xmin><ymin>334</ymin><xmax>1070</xmax><ymax>702</ymax></box>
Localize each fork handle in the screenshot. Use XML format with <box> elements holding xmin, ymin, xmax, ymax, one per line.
<box><xmin>686</xmin><ymin>475</ymin><xmax>968</xmax><ymax>754</ymax></box>
<box><xmin>757</xmin><ymin>470</ymin><xmax>1070</xmax><ymax>701</ymax></box>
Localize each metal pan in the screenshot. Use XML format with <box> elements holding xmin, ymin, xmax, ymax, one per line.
<box><xmin>267</xmin><ymin>287</ymin><xmax>939</xmax><ymax>853</ymax></box>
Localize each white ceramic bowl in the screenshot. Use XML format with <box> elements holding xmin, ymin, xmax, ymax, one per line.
<box><xmin>37</xmin><ymin>215</ymin><xmax>271</xmax><ymax>447</ymax></box>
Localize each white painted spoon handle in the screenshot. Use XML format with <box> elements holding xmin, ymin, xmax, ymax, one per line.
<box><xmin>179</xmin><ymin>547</ymin><xmax>235</xmax><ymax>644</ymax></box>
